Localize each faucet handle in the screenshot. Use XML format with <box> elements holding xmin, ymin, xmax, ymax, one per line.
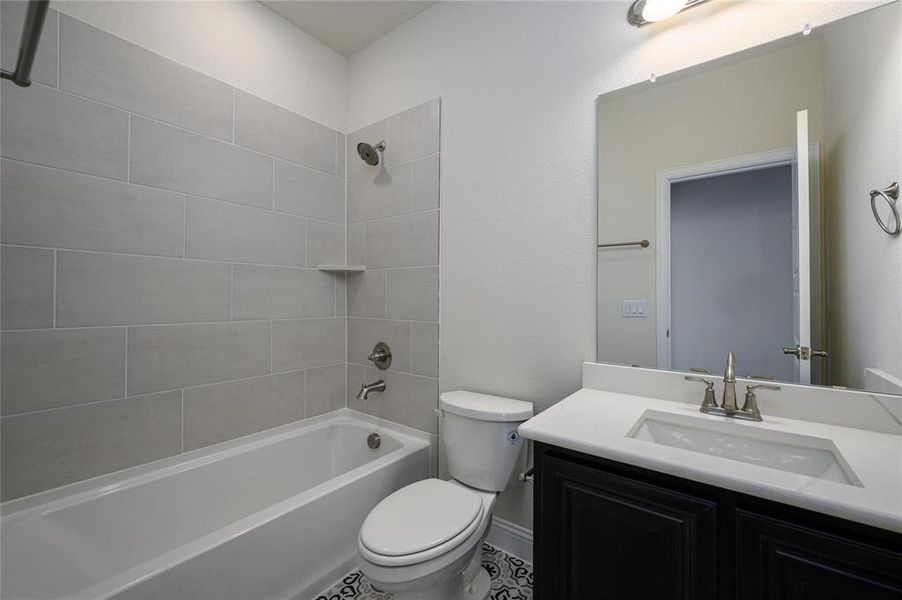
<box><xmin>685</xmin><ymin>376</ymin><xmax>717</xmax><ymax>410</ymax></box>
<box><xmin>742</xmin><ymin>383</ymin><xmax>781</xmax><ymax>419</ymax></box>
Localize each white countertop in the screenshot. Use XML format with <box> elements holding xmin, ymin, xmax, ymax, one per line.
<box><xmin>519</xmin><ymin>388</ymin><xmax>902</xmax><ymax>533</ymax></box>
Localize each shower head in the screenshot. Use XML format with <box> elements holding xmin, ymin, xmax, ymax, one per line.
<box><xmin>356</xmin><ymin>140</ymin><xmax>386</xmax><ymax>166</ymax></box>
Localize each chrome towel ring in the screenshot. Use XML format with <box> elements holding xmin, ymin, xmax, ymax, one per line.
<box><xmin>869</xmin><ymin>182</ymin><xmax>900</xmax><ymax>236</ymax></box>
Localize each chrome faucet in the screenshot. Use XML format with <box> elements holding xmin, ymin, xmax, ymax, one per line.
<box><xmin>356</xmin><ymin>380</ymin><xmax>385</xmax><ymax>401</ymax></box>
<box><xmin>722</xmin><ymin>351</ymin><xmax>738</xmax><ymax>410</ymax></box>
<box><xmin>685</xmin><ymin>352</ymin><xmax>779</xmax><ymax>422</ymax></box>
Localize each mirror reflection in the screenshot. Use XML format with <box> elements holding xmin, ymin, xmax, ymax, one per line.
<box><xmin>596</xmin><ymin>1</ymin><xmax>900</xmax><ymax>395</ymax></box>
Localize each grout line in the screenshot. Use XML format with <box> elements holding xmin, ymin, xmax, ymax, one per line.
<box><xmin>124</xmin><ymin>327</ymin><xmax>128</xmax><ymax>397</ymax></box>
<box><xmin>269</xmin><ymin>320</ymin><xmax>274</xmax><ymax>374</ymax></box>
<box><xmin>230</xmin><ymin>264</ymin><xmax>234</xmax><ymax>321</ymax></box>
<box><xmin>182</xmin><ymin>195</ymin><xmax>188</xmax><ymax>258</ymax></box>
<box><xmin>0</xmin><ymin>243</ymin><xmax>339</xmax><ymax>271</ymax></box>
<box><xmin>2</xmin><ymin>316</ymin><xmax>341</xmax><ymax>334</ymax></box>
<box><xmin>126</xmin><ymin>114</ymin><xmax>131</xmax><ymax>182</ymax></box>
<box><xmin>55</xmin><ymin>10</ymin><xmax>60</xmax><ymax>89</ymax></box>
<box><xmin>232</xmin><ymin>87</ymin><xmax>236</xmax><ymax>144</ymax></box>
<box><xmin>52</xmin><ymin>249</ymin><xmax>57</xmax><ymax>328</ymax></box>
<box><xmin>271</xmin><ymin>158</ymin><xmax>275</xmax><ymax>211</ymax></box>
<box><xmin>180</xmin><ymin>390</ymin><xmax>185</xmax><ymax>453</ymax></box>
<box><xmin>303</xmin><ymin>369</ymin><xmax>308</xmax><ymax>419</ymax></box>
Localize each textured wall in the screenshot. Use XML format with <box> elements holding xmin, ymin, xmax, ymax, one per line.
<box><xmin>0</xmin><ymin>11</ymin><xmax>347</xmax><ymax>501</ymax></box>
<box><xmin>344</xmin><ymin>99</ymin><xmax>441</xmax><ymax>454</ymax></box>
<box><xmin>823</xmin><ymin>1</ymin><xmax>902</xmax><ymax>390</ymax></box>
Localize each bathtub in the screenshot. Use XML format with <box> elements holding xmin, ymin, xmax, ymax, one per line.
<box><xmin>1</xmin><ymin>409</ymin><xmax>432</xmax><ymax>600</ymax></box>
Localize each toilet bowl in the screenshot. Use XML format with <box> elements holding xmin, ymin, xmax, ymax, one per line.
<box><xmin>357</xmin><ymin>391</ymin><xmax>533</xmax><ymax>600</ymax></box>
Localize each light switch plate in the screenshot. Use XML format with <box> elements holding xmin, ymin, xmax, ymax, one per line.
<box><xmin>621</xmin><ymin>299</ymin><xmax>647</xmax><ymax>318</ymax></box>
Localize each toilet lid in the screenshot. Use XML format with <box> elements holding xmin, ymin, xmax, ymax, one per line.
<box><xmin>360</xmin><ymin>479</ymin><xmax>483</xmax><ymax>557</ymax></box>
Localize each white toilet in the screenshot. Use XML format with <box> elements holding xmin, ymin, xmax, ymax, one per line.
<box><xmin>357</xmin><ymin>391</ymin><xmax>533</xmax><ymax>600</ymax></box>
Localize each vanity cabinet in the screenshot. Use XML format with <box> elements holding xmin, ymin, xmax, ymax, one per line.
<box><xmin>534</xmin><ymin>443</ymin><xmax>902</xmax><ymax>600</ymax></box>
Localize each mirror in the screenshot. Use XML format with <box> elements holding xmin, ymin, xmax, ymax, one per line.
<box><xmin>596</xmin><ymin>1</ymin><xmax>901</xmax><ymax>395</ymax></box>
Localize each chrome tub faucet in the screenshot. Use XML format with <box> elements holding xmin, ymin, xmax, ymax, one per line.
<box><xmin>357</xmin><ymin>380</ymin><xmax>386</xmax><ymax>401</ymax></box>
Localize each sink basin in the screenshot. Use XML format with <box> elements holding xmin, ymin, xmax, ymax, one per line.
<box><xmin>626</xmin><ymin>410</ymin><xmax>862</xmax><ymax>486</ymax></box>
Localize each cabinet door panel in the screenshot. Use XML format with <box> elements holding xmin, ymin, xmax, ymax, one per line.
<box><xmin>736</xmin><ymin>509</ymin><xmax>902</xmax><ymax>600</ymax></box>
<box><xmin>538</xmin><ymin>454</ymin><xmax>717</xmax><ymax>600</ymax></box>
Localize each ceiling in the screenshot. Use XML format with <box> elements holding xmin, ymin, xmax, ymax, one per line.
<box><xmin>260</xmin><ymin>1</ymin><xmax>439</xmax><ymax>56</ymax></box>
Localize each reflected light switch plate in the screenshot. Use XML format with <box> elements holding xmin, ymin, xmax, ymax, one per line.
<box><xmin>621</xmin><ymin>300</ymin><xmax>647</xmax><ymax>318</ymax></box>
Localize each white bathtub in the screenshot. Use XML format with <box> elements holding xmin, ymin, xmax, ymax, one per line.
<box><xmin>1</xmin><ymin>409</ymin><xmax>432</xmax><ymax>600</ymax></box>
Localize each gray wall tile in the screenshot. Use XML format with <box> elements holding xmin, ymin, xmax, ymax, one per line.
<box><xmin>1</xmin><ymin>391</ymin><xmax>181</xmax><ymax>500</ymax></box>
<box><xmin>336</xmin><ymin>132</ymin><xmax>346</xmax><ymax>179</ymax></box>
<box><xmin>1</xmin><ymin>81</ymin><xmax>128</xmax><ymax>179</ymax></box>
<box><xmin>272</xmin><ymin>318</ymin><xmax>345</xmax><ymax>373</ymax></box>
<box><xmin>411</xmin><ymin>322</ymin><xmax>439</xmax><ymax>378</ymax></box>
<box><xmin>365</xmin><ymin>210</ymin><xmax>439</xmax><ymax>268</ymax></box>
<box><xmin>183</xmin><ymin>372</ymin><xmax>305</xmax><ymax>451</ymax></box>
<box><xmin>347</xmin><ymin>163</ymin><xmax>411</xmax><ymax>224</ymax></box>
<box><xmin>1</xmin><ymin>328</ymin><xmax>125</xmax><ymax>415</ymax></box>
<box><xmin>235</xmin><ymin>90</ymin><xmax>335</xmax><ymax>174</ymax></box>
<box><xmin>59</xmin><ymin>16</ymin><xmax>232</xmax><ymax>140</ymax></box>
<box><xmin>347</xmin><ymin>120</ymin><xmax>387</xmax><ymax>179</ymax></box>
<box><xmin>1</xmin><ymin>246</ymin><xmax>53</xmax><ymax>330</ymax></box>
<box><xmin>364</xmin><ymin>367</ymin><xmax>438</xmax><ymax>434</ymax></box>
<box><xmin>1</xmin><ymin>4</ymin><xmax>58</xmax><ymax>87</ymax></box>
<box><xmin>274</xmin><ymin>160</ymin><xmax>344</xmax><ymax>223</ymax></box>
<box><xmin>411</xmin><ymin>154</ymin><xmax>440</xmax><ymax>212</ymax></box>
<box><xmin>307</xmin><ymin>220</ymin><xmax>345</xmax><ymax>266</ymax></box>
<box><xmin>0</xmin><ymin>160</ymin><xmax>184</xmax><ymax>257</ymax></box>
<box><xmin>347</xmin><ymin>269</ymin><xmax>386</xmax><ymax>318</ymax></box>
<box><xmin>385</xmin><ymin>98</ymin><xmax>440</xmax><ymax>167</ymax></box>
<box><xmin>130</xmin><ymin>117</ymin><xmax>272</xmax><ymax>209</ymax></box>
<box><xmin>186</xmin><ymin>196</ymin><xmax>306</xmax><ymax>267</ymax></box>
<box><xmin>233</xmin><ymin>265</ymin><xmax>334</xmax><ymax>320</ymax></box>
<box><xmin>347</xmin><ymin>318</ymin><xmax>410</xmax><ymax>372</ymax></box>
<box><xmin>387</xmin><ymin>267</ymin><xmax>439</xmax><ymax>321</ymax></box>
<box><xmin>306</xmin><ymin>364</ymin><xmax>346</xmax><ymax>417</ymax></box>
<box><xmin>56</xmin><ymin>252</ymin><xmax>230</xmax><ymax>327</ymax></box>
<box><xmin>127</xmin><ymin>321</ymin><xmax>270</xmax><ymax>395</ymax></box>
<box><xmin>335</xmin><ymin>274</ymin><xmax>347</xmax><ymax>317</ymax></box>
<box><xmin>347</xmin><ymin>223</ymin><xmax>365</xmax><ymax>265</ymax></box>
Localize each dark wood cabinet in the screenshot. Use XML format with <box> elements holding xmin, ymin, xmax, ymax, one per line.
<box><xmin>534</xmin><ymin>443</ymin><xmax>902</xmax><ymax>600</ymax></box>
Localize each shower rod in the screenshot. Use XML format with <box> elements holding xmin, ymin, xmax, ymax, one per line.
<box><xmin>1</xmin><ymin>0</ymin><xmax>51</xmax><ymax>88</ymax></box>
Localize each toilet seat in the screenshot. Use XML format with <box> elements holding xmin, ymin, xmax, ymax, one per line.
<box><xmin>359</xmin><ymin>479</ymin><xmax>485</xmax><ymax>567</ymax></box>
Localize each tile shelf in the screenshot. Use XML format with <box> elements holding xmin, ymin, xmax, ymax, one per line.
<box><xmin>316</xmin><ymin>265</ymin><xmax>366</xmax><ymax>273</ymax></box>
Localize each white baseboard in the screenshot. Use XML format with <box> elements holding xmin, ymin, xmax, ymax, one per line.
<box><xmin>486</xmin><ymin>517</ymin><xmax>533</xmax><ymax>564</ymax></box>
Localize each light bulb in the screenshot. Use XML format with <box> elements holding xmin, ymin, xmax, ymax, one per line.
<box><xmin>641</xmin><ymin>0</ymin><xmax>687</xmax><ymax>22</ymax></box>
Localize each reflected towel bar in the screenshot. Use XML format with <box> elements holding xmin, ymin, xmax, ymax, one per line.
<box><xmin>0</xmin><ymin>0</ymin><xmax>51</xmax><ymax>87</ymax></box>
<box><xmin>597</xmin><ymin>239</ymin><xmax>650</xmax><ymax>249</ymax></box>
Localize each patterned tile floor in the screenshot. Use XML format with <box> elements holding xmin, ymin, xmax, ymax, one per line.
<box><xmin>313</xmin><ymin>543</ymin><xmax>533</xmax><ymax>600</ymax></box>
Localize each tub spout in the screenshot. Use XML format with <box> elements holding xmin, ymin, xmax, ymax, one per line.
<box><xmin>357</xmin><ymin>380</ymin><xmax>385</xmax><ymax>401</ymax></box>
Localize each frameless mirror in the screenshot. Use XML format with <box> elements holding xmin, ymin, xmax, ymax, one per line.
<box><xmin>596</xmin><ymin>1</ymin><xmax>901</xmax><ymax>395</ymax></box>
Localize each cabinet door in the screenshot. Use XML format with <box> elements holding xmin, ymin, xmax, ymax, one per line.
<box><xmin>537</xmin><ymin>454</ymin><xmax>717</xmax><ymax>600</ymax></box>
<box><xmin>736</xmin><ymin>509</ymin><xmax>902</xmax><ymax>600</ymax></box>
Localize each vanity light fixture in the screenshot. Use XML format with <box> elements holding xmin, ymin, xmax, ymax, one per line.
<box><xmin>627</xmin><ymin>0</ymin><xmax>709</xmax><ymax>27</ymax></box>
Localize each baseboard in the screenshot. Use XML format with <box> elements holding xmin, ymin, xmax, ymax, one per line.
<box><xmin>486</xmin><ymin>517</ymin><xmax>533</xmax><ymax>564</ymax></box>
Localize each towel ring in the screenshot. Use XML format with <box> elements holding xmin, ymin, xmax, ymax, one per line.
<box><xmin>869</xmin><ymin>182</ymin><xmax>900</xmax><ymax>236</ymax></box>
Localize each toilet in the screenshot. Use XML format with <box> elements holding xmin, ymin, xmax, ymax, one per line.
<box><xmin>357</xmin><ymin>391</ymin><xmax>533</xmax><ymax>600</ymax></box>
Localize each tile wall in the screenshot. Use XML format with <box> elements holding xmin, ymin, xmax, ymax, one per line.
<box><xmin>344</xmin><ymin>99</ymin><xmax>441</xmax><ymax>442</ymax></box>
<box><xmin>0</xmin><ymin>9</ymin><xmax>347</xmax><ymax>501</ymax></box>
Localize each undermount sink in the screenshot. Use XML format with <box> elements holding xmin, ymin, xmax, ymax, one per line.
<box><xmin>626</xmin><ymin>410</ymin><xmax>862</xmax><ymax>486</ymax></box>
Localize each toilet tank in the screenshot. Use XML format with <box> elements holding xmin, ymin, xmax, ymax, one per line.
<box><xmin>439</xmin><ymin>391</ymin><xmax>534</xmax><ymax>492</ymax></box>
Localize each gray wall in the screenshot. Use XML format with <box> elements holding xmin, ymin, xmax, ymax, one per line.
<box><xmin>344</xmin><ymin>100</ymin><xmax>441</xmax><ymax>452</ymax></box>
<box><xmin>670</xmin><ymin>166</ymin><xmax>794</xmax><ymax>380</ymax></box>
<box><xmin>0</xmin><ymin>10</ymin><xmax>348</xmax><ymax>501</ymax></box>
